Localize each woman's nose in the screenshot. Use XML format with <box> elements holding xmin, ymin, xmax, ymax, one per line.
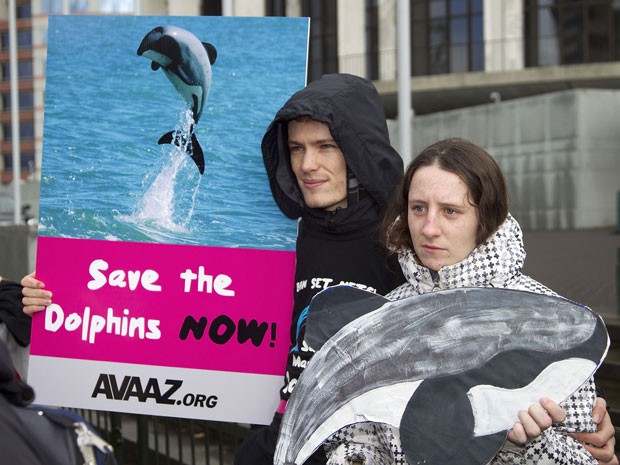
<box><xmin>421</xmin><ymin>215</ymin><xmax>440</xmax><ymax>237</ymax></box>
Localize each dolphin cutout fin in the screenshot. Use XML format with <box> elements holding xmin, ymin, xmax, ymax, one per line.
<box><xmin>158</xmin><ymin>130</ymin><xmax>205</xmax><ymax>175</ymax></box>
<box><xmin>306</xmin><ymin>285</ymin><xmax>389</xmax><ymax>350</ymax></box>
<box><xmin>203</xmin><ymin>42</ymin><xmax>217</xmax><ymax>64</ymax></box>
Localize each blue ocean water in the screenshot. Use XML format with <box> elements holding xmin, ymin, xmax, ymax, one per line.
<box><xmin>39</xmin><ymin>15</ymin><xmax>309</xmax><ymax>250</ymax></box>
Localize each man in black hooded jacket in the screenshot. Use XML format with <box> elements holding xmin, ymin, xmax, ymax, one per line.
<box><xmin>234</xmin><ymin>74</ymin><xmax>406</xmax><ymax>464</ymax></box>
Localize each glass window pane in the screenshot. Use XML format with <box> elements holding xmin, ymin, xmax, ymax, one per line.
<box><xmin>471</xmin><ymin>40</ymin><xmax>484</xmax><ymax>71</ymax></box>
<box><xmin>561</xmin><ymin>6</ymin><xmax>583</xmax><ymax>63</ymax></box>
<box><xmin>412</xmin><ymin>19</ymin><xmax>428</xmax><ymax>76</ymax></box>
<box><xmin>99</xmin><ymin>0</ymin><xmax>135</xmax><ymax>13</ymax></box>
<box><xmin>430</xmin><ymin>0</ymin><xmax>447</xmax><ymax>18</ymax></box>
<box><xmin>450</xmin><ymin>43</ymin><xmax>468</xmax><ymax>72</ymax></box>
<box><xmin>450</xmin><ymin>0</ymin><xmax>467</xmax><ymax>15</ymax></box>
<box><xmin>539</xmin><ymin>36</ymin><xmax>560</xmax><ymax>66</ymax></box>
<box><xmin>588</xmin><ymin>4</ymin><xmax>610</xmax><ymax>62</ymax></box>
<box><xmin>472</xmin><ymin>13</ymin><xmax>483</xmax><ymax>43</ymax></box>
<box><xmin>71</xmin><ymin>0</ymin><xmax>89</xmax><ymax>12</ymax></box>
<box><xmin>430</xmin><ymin>18</ymin><xmax>447</xmax><ymax>46</ymax></box>
<box><xmin>21</xmin><ymin>153</ymin><xmax>35</xmax><ymax>171</ymax></box>
<box><xmin>41</xmin><ymin>0</ymin><xmax>63</xmax><ymax>13</ymax></box>
<box><xmin>6</xmin><ymin>92</ymin><xmax>34</xmax><ymax>109</ymax></box>
<box><xmin>18</xmin><ymin>31</ymin><xmax>32</xmax><ymax>48</ymax></box>
<box><xmin>16</xmin><ymin>3</ymin><xmax>31</xmax><ymax>18</ymax></box>
<box><xmin>450</xmin><ymin>17</ymin><xmax>468</xmax><ymax>44</ymax></box>
<box><xmin>538</xmin><ymin>6</ymin><xmax>559</xmax><ymax>37</ymax></box>
<box><xmin>18</xmin><ymin>61</ymin><xmax>33</xmax><ymax>79</ymax></box>
<box><xmin>430</xmin><ymin>18</ymin><xmax>448</xmax><ymax>74</ymax></box>
<box><xmin>3</xmin><ymin>122</ymin><xmax>35</xmax><ymax>140</ymax></box>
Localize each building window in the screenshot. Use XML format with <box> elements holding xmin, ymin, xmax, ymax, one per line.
<box><xmin>266</xmin><ymin>0</ymin><xmax>286</xmax><ymax>16</ymax></box>
<box><xmin>202</xmin><ymin>0</ymin><xmax>222</xmax><ymax>15</ymax></box>
<box><xmin>0</xmin><ymin>31</ymin><xmax>32</xmax><ymax>51</ymax></box>
<box><xmin>2</xmin><ymin>122</ymin><xmax>35</xmax><ymax>140</ymax></box>
<box><xmin>17</xmin><ymin>30</ymin><xmax>32</xmax><ymax>49</ymax></box>
<box><xmin>40</xmin><ymin>0</ymin><xmax>63</xmax><ymax>14</ymax></box>
<box><xmin>1</xmin><ymin>61</ymin><xmax>34</xmax><ymax>80</ymax></box>
<box><xmin>2</xmin><ymin>91</ymin><xmax>34</xmax><ymax>110</ymax></box>
<box><xmin>302</xmin><ymin>0</ymin><xmax>339</xmax><ymax>81</ymax></box>
<box><xmin>16</xmin><ymin>2</ymin><xmax>32</xmax><ymax>18</ymax></box>
<box><xmin>3</xmin><ymin>152</ymin><xmax>34</xmax><ymax>171</ymax></box>
<box><xmin>525</xmin><ymin>0</ymin><xmax>620</xmax><ymax>67</ymax></box>
<box><xmin>411</xmin><ymin>0</ymin><xmax>483</xmax><ymax>76</ymax></box>
<box><xmin>99</xmin><ymin>0</ymin><xmax>135</xmax><ymax>13</ymax></box>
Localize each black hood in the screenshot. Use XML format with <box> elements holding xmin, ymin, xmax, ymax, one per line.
<box><xmin>261</xmin><ymin>73</ymin><xmax>403</xmax><ymax>232</ymax></box>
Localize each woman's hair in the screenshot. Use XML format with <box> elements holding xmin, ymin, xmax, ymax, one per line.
<box><xmin>382</xmin><ymin>138</ymin><xmax>508</xmax><ymax>254</ymax></box>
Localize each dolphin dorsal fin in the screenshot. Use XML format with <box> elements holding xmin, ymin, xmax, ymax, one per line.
<box><xmin>203</xmin><ymin>42</ymin><xmax>217</xmax><ymax>65</ymax></box>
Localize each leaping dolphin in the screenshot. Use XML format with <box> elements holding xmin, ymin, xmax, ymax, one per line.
<box><xmin>275</xmin><ymin>286</ymin><xmax>609</xmax><ymax>465</ymax></box>
<box><xmin>137</xmin><ymin>25</ymin><xmax>217</xmax><ymax>175</ymax></box>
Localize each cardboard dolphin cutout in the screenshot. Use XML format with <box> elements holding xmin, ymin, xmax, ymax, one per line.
<box><xmin>274</xmin><ymin>286</ymin><xmax>609</xmax><ymax>465</ymax></box>
<box><xmin>137</xmin><ymin>25</ymin><xmax>217</xmax><ymax>175</ymax></box>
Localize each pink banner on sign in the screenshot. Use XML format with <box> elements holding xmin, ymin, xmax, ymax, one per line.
<box><xmin>31</xmin><ymin>236</ymin><xmax>295</xmax><ymax>377</ymax></box>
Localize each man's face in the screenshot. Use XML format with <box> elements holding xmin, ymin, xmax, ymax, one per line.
<box><xmin>288</xmin><ymin>118</ymin><xmax>348</xmax><ymax>211</ymax></box>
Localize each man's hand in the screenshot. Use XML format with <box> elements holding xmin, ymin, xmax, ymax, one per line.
<box><xmin>21</xmin><ymin>271</ymin><xmax>52</xmax><ymax>316</ymax></box>
<box><xmin>570</xmin><ymin>397</ymin><xmax>618</xmax><ymax>465</ymax></box>
<box><xmin>507</xmin><ymin>397</ymin><xmax>566</xmax><ymax>445</ymax></box>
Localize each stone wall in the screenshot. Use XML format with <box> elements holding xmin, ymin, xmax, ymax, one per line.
<box><xmin>389</xmin><ymin>88</ymin><xmax>620</xmax><ymax>229</ymax></box>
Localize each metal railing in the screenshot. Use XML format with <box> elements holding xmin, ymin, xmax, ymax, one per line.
<box><xmin>74</xmin><ymin>410</ymin><xmax>249</xmax><ymax>465</ymax></box>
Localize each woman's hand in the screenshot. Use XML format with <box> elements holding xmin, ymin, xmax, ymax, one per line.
<box><xmin>21</xmin><ymin>271</ymin><xmax>52</xmax><ymax>316</ymax></box>
<box><xmin>507</xmin><ymin>397</ymin><xmax>565</xmax><ymax>445</ymax></box>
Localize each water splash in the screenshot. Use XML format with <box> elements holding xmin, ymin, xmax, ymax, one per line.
<box><xmin>126</xmin><ymin>108</ymin><xmax>202</xmax><ymax>235</ymax></box>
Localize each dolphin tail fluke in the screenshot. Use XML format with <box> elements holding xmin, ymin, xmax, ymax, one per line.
<box><xmin>157</xmin><ymin>130</ymin><xmax>205</xmax><ymax>175</ymax></box>
<box><xmin>190</xmin><ymin>132</ymin><xmax>205</xmax><ymax>175</ymax></box>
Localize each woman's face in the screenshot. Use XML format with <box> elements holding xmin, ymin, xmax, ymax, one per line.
<box><xmin>407</xmin><ymin>164</ymin><xmax>479</xmax><ymax>271</ymax></box>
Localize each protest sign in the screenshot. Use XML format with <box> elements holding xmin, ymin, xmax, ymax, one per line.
<box><xmin>28</xmin><ymin>14</ymin><xmax>308</xmax><ymax>423</ymax></box>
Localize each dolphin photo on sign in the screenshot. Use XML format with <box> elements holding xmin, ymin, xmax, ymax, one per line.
<box><xmin>274</xmin><ymin>286</ymin><xmax>610</xmax><ymax>465</ymax></box>
<box><xmin>38</xmin><ymin>15</ymin><xmax>307</xmax><ymax>248</ymax></box>
<box><xmin>137</xmin><ymin>25</ymin><xmax>218</xmax><ymax>175</ymax></box>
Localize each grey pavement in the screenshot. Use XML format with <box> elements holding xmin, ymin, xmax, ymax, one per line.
<box><xmin>521</xmin><ymin>226</ymin><xmax>620</xmax><ymax>321</ymax></box>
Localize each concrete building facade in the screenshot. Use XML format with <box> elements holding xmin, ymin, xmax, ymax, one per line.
<box><xmin>0</xmin><ymin>0</ymin><xmax>619</xmax><ymax>229</ymax></box>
